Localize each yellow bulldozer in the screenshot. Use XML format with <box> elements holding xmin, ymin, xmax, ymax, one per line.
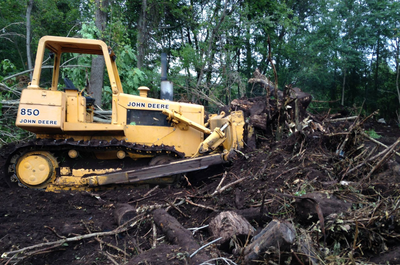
<box><xmin>0</xmin><ymin>36</ymin><xmax>245</xmax><ymax>191</ymax></box>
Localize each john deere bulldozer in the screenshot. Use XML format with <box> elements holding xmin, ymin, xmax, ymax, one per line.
<box><xmin>0</xmin><ymin>36</ymin><xmax>245</xmax><ymax>191</ymax></box>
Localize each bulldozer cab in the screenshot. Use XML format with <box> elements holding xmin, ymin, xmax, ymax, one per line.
<box><xmin>16</xmin><ymin>36</ymin><xmax>125</xmax><ymax>134</ymax></box>
<box><xmin>30</xmin><ymin>36</ymin><xmax>122</xmax><ymax>124</ymax></box>
<box><xmin>29</xmin><ymin>36</ymin><xmax>121</xmax><ymax>93</ymax></box>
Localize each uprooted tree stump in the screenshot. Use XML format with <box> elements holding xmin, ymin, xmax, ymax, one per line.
<box><xmin>243</xmin><ymin>219</ymin><xmax>296</xmax><ymax>263</ymax></box>
<box><xmin>208</xmin><ymin>211</ymin><xmax>255</xmax><ymax>251</ymax></box>
<box><xmin>229</xmin><ymin>71</ymin><xmax>314</xmax><ymax>150</ymax></box>
<box><xmin>231</xmin><ymin>90</ymin><xmax>312</xmax><ymax>130</ymax></box>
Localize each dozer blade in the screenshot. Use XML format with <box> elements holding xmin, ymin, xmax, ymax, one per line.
<box><xmin>86</xmin><ymin>152</ymin><xmax>230</xmax><ymax>187</ymax></box>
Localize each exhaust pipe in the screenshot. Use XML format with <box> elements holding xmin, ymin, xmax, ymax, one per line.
<box><xmin>160</xmin><ymin>53</ymin><xmax>173</xmax><ymax>101</ymax></box>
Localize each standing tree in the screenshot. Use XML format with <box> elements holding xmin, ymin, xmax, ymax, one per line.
<box><xmin>137</xmin><ymin>0</ymin><xmax>147</xmax><ymax>69</ymax></box>
<box><xmin>88</xmin><ymin>0</ymin><xmax>109</xmax><ymax>107</ymax></box>
<box><xmin>26</xmin><ymin>0</ymin><xmax>34</xmax><ymax>79</ymax></box>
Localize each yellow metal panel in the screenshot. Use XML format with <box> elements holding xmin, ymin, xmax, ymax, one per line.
<box><xmin>16</xmin><ymin>89</ymin><xmax>65</xmax><ymax>132</ymax></box>
<box><xmin>226</xmin><ymin>111</ymin><xmax>245</xmax><ymax>150</ymax></box>
<box><xmin>118</xmin><ymin>93</ymin><xmax>204</xmax><ymax>128</ymax></box>
<box><xmin>117</xmin><ymin>92</ymin><xmax>205</xmax><ymax>156</ymax></box>
<box><xmin>16</xmin><ymin>104</ymin><xmax>64</xmax><ymax>129</ymax></box>
<box><xmin>66</xmin><ymin>94</ymin><xmax>78</xmax><ymax>122</ymax></box>
<box><xmin>124</xmin><ymin>125</ymin><xmax>203</xmax><ymax>157</ymax></box>
<box><xmin>66</xmin><ymin>91</ymin><xmax>86</xmax><ymax>123</ymax></box>
<box><xmin>209</xmin><ymin>111</ymin><xmax>245</xmax><ymax>151</ymax></box>
<box><xmin>19</xmin><ymin>89</ymin><xmax>65</xmax><ymax>106</ymax></box>
<box><xmin>63</xmin><ymin>122</ymin><xmax>124</xmax><ymax>132</ymax></box>
<box><xmin>118</xmin><ymin>93</ymin><xmax>204</xmax><ymax>116</ymax></box>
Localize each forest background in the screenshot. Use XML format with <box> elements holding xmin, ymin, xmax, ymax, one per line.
<box><xmin>0</xmin><ymin>0</ymin><xmax>399</xmax><ymax>141</ymax></box>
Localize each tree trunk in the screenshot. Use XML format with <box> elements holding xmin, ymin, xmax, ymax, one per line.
<box><xmin>88</xmin><ymin>0</ymin><xmax>109</xmax><ymax>107</ymax></box>
<box><xmin>395</xmin><ymin>38</ymin><xmax>400</xmax><ymax>106</ymax></box>
<box><xmin>137</xmin><ymin>0</ymin><xmax>147</xmax><ymax>69</ymax></box>
<box><xmin>375</xmin><ymin>32</ymin><xmax>381</xmax><ymax>93</ymax></box>
<box><xmin>395</xmin><ymin>37</ymin><xmax>400</xmax><ymax>124</ymax></box>
<box><xmin>89</xmin><ymin>56</ymin><xmax>105</xmax><ymax>107</ymax></box>
<box><xmin>341</xmin><ymin>66</ymin><xmax>346</xmax><ymax>106</ymax></box>
<box><xmin>236</xmin><ymin>48</ymin><xmax>241</xmax><ymax>98</ymax></box>
<box><xmin>26</xmin><ymin>0</ymin><xmax>33</xmax><ymax>79</ymax></box>
<box><xmin>195</xmin><ymin>0</ymin><xmax>228</xmax><ymax>88</ymax></box>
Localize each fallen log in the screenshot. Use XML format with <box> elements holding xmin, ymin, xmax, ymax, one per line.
<box><xmin>231</xmin><ymin>96</ymin><xmax>268</xmax><ymax>118</ymax></box>
<box><xmin>152</xmin><ymin>208</ymin><xmax>211</xmax><ymax>264</ymax></box>
<box><xmin>294</xmin><ymin>192</ymin><xmax>352</xmax><ymax>223</ymax></box>
<box><xmin>328</xmin><ymin>115</ymin><xmax>358</xmax><ymax>122</ymax></box>
<box><xmin>208</xmin><ymin>211</ymin><xmax>255</xmax><ymax>251</ymax></box>
<box><xmin>250</xmin><ymin>114</ymin><xmax>267</xmax><ymax>131</ymax></box>
<box><xmin>243</xmin><ymin>219</ymin><xmax>296</xmax><ymax>263</ymax></box>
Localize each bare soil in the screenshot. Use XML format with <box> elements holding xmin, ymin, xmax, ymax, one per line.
<box><xmin>1</xmin><ymin>118</ymin><xmax>400</xmax><ymax>265</ymax></box>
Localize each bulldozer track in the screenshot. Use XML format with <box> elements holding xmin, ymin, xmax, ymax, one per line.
<box><xmin>0</xmin><ymin>138</ymin><xmax>185</xmax><ymax>188</ymax></box>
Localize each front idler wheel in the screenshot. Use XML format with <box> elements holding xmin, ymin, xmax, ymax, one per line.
<box><xmin>15</xmin><ymin>151</ymin><xmax>58</xmax><ymax>189</ymax></box>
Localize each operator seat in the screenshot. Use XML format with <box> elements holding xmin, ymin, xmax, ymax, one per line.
<box><xmin>63</xmin><ymin>77</ymin><xmax>95</xmax><ymax>106</ymax></box>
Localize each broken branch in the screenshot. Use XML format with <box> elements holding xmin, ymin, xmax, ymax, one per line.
<box><xmin>210</xmin><ymin>176</ymin><xmax>249</xmax><ymax>197</ymax></box>
<box><xmin>2</xmin><ymin>214</ymin><xmax>145</xmax><ymax>259</ymax></box>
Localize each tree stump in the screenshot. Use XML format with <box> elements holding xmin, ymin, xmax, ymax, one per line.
<box><xmin>243</xmin><ymin>220</ymin><xmax>296</xmax><ymax>263</ymax></box>
<box><xmin>208</xmin><ymin>211</ymin><xmax>255</xmax><ymax>251</ymax></box>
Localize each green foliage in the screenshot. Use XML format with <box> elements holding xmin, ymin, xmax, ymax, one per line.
<box><xmin>76</xmin><ymin>18</ymin><xmax>145</xmax><ymax>107</ymax></box>
<box><xmin>365</xmin><ymin>129</ymin><xmax>381</xmax><ymax>139</ymax></box>
<box><xmin>171</xmin><ymin>44</ymin><xmax>201</xmax><ymax>72</ymax></box>
<box><xmin>80</xmin><ymin>22</ymin><xmax>101</xmax><ymax>40</ymax></box>
<box><xmin>60</xmin><ymin>54</ymin><xmax>92</xmax><ymax>90</ymax></box>
<box><xmin>116</xmin><ymin>45</ymin><xmax>145</xmax><ymax>95</ymax></box>
<box><xmin>32</xmin><ymin>0</ymin><xmax>81</xmax><ymax>37</ymax></box>
<box><xmin>0</xmin><ymin>0</ymin><xmax>399</xmax><ymax>117</ymax></box>
<box><xmin>0</xmin><ymin>59</ymin><xmax>16</xmax><ymax>77</ymax></box>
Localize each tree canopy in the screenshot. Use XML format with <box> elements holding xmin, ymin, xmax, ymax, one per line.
<box><xmin>0</xmin><ymin>0</ymin><xmax>399</xmax><ymax>119</ymax></box>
